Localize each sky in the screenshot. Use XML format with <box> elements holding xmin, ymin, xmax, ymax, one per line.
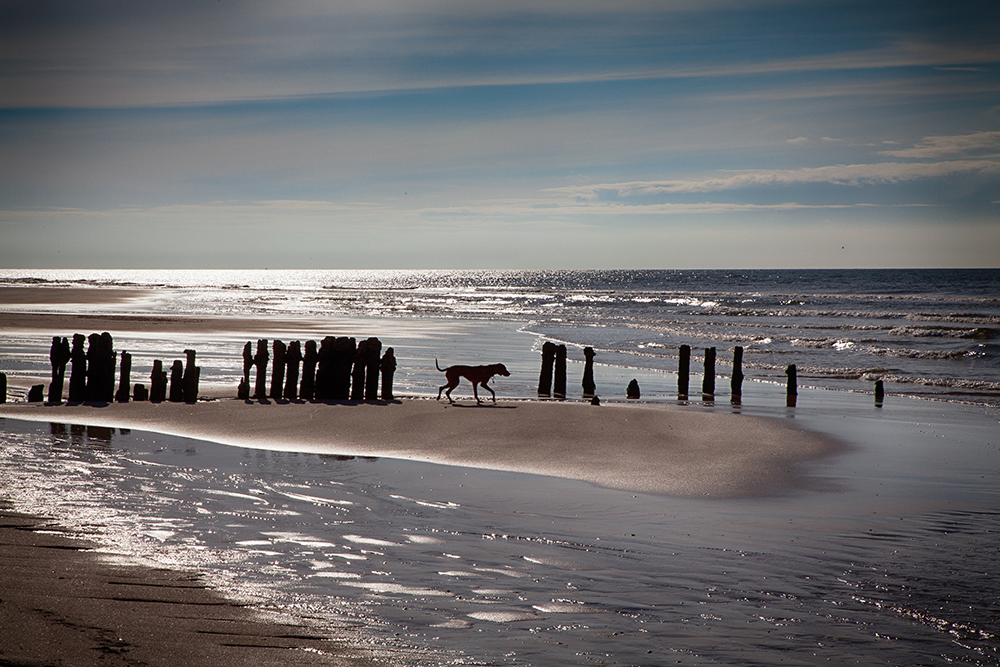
<box><xmin>1</xmin><ymin>0</ymin><xmax>998</xmax><ymax>269</ymax></box>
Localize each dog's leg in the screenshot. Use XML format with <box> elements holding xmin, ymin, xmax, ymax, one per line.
<box><xmin>472</xmin><ymin>382</ymin><xmax>481</xmax><ymax>403</ymax></box>
<box><xmin>482</xmin><ymin>379</ymin><xmax>497</xmax><ymax>403</ymax></box>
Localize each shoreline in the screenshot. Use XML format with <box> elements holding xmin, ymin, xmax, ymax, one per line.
<box><xmin>0</xmin><ymin>398</ymin><xmax>843</xmax><ymax>499</ymax></box>
<box><xmin>0</xmin><ymin>503</ymin><xmax>387</xmax><ymax>667</ymax></box>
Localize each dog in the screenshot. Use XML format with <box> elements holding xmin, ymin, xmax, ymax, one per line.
<box><xmin>436</xmin><ymin>359</ymin><xmax>510</xmax><ymax>403</ymax></box>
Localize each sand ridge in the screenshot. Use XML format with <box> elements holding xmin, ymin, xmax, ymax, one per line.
<box><xmin>0</xmin><ymin>399</ymin><xmax>843</xmax><ymax>498</ymax></box>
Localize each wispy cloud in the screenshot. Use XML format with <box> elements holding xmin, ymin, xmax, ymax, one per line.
<box><xmin>877</xmin><ymin>131</ymin><xmax>1000</xmax><ymax>159</ymax></box>
<box><xmin>549</xmin><ymin>160</ymin><xmax>1000</xmax><ymax>199</ymax></box>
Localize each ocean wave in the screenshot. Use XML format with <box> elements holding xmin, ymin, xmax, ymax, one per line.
<box><xmin>869</xmin><ymin>347</ymin><xmax>980</xmax><ymax>361</ymax></box>
<box><xmin>889</xmin><ymin>326</ymin><xmax>998</xmax><ymax>340</ymax></box>
<box><xmin>908</xmin><ymin>313</ymin><xmax>1000</xmax><ymax>325</ymax></box>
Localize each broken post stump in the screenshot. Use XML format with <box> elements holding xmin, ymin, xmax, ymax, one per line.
<box><xmin>678</xmin><ymin>344</ymin><xmax>690</xmax><ymax>399</ymax></box>
<box><xmin>786</xmin><ymin>364</ymin><xmax>797</xmax><ymax>407</ymax></box>
<box><xmin>28</xmin><ymin>384</ymin><xmax>45</xmax><ymax>402</ymax></box>
<box><xmin>133</xmin><ymin>383</ymin><xmax>148</xmax><ymax>402</ymax></box>
<box><xmin>553</xmin><ymin>344</ymin><xmax>567</xmax><ymax>399</ymax></box>
<box><xmin>582</xmin><ymin>347</ymin><xmax>596</xmax><ymax>398</ymax></box>
<box><xmin>115</xmin><ymin>351</ymin><xmax>132</xmax><ymax>403</ymax></box>
<box><xmin>731</xmin><ymin>346</ymin><xmax>744</xmax><ymax>404</ymax></box>
<box><xmin>537</xmin><ymin>341</ymin><xmax>556</xmax><ymax>397</ymax></box>
<box><xmin>626</xmin><ymin>379</ymin><xmax>641</xmax><ymax>399</ymax></box>
<box><xmin>381</xmin><ymin>347</ymin><xmax>397</xmax><ymax>401</ymax></box>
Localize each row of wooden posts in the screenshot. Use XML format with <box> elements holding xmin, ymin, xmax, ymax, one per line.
<box><xmin>540</xmin><ymin>343</ymin><xmax>886</xmax><ymax>407</ymax></box>
<box><xmin>0</xmin><ymin>333</ymin><xmax>203</xmax><ymax>405</ymax></box>
<box><xmin>236</xmin><ymin>337</ymin><xmax>397</xmax><ymax>402</ymax></box>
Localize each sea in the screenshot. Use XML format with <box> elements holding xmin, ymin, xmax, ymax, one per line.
<box><xmin>1</xmin><ymin>268</ymin><xmax>999</xmax><ymax>665</ymax></box>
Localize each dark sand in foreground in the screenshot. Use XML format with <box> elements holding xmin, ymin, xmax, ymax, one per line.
<box><xmin>0</xmin><ymin>504</ymin><xmax>387</xmax><ymax>667</ymax></box>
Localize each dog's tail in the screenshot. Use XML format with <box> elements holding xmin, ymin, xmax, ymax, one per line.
<box><xmin>435</xmin><ymin>358</ymin><xmax>445</xmax><ymax>372</ymax></box>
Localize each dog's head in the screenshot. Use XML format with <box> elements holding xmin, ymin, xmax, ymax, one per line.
<box><xmin>492</xmin><ymin>363</ymin><xmax>511</xmax><ymax>377</ymax></box>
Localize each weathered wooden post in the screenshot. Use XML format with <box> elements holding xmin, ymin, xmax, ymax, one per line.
<box><xmin>284</xmin><ymin>340</ymin><xmax>301</xmax><ymax>400</ymax></box>
<box><xmin>678</xmin><ymin>344</ymin><xmax>690</xmax><ymax>399</ymax></box>
<box><xmin>381</xmin><ymin>347</ymin><xmax>397</xmax><ymax>401</ymax></box>
<box><xmin>115</xmin><ymin>351</ymin><xmax>132</xmax><ymax>403</ymax></box>
<box><xmin>269</xmin><ymin>340</ymin><xmax>286</xmax><ymax>400</ymax></box>
<box><xmin>69</xmin><ymin>333</ymin><xmax>87</xmax><ymax>402</ymax></box>
<box><xmin>48</xmin><ymin>336</ymin><xmax>71</xmax><ymax>403</ymax></box>
<box><xmin>300</xmin><ymin>340</ymin><xmax>317</xmax><ymax>400</ymax></box>
<box><xmin>731</xmin><ymin>346</ymin><xmax>744</xmax><ymax>404</ymax></box>
<box><xmin>702</xmin><ymin>347</ymin><xmax>716</xmax><ymax>400</ymax></box>
<box><xmin>0</xmin><ymin>371</ymin><xmax>6</xmax><ymax>403</ymax></box>
<box><xmin>169</xmin><ymin>360</ymin><xmax>185</xmax><ymax>402</ymax></box>
<box><xmin>537</xmin><ymin>341</ymin><xmax>556</xmax><ymax>397</ymax></box>
<box><xmin>333</xmin><ymin>337</ymin><xmax>356</xmax><ymax>400</ymax></box>
<box><xmin>239</xmin><ymin>341</ymin><xmax>253</xmax><ymax>400</ymax></box>
<box><xmin>874</xmin><ymin>379</ymin><xmax>884</xmax><ymax>407</ymax></box>
<box><xmin>582</xmin><ymin>347</ymin><xmax>596</xmax><ymax>398</ymax></box>
<box><xmin>253</xmin><ymin>339</ymin><xmax>269</xmax><ymax>400</ymax></box>
<box><xmin>626</xmin><ymin>378</ymin><xmax>641</xmax><ymax>399</ymax></box>
<box><xmin>786</xmin><ymin>364</ymin><xmax>797</xmax><ymax>407</ymax></box>
<box><xmin>315</xmin><ymin>337</ymin><xmax>334</xmax><ymax>400</ymax></box>
<box><xmin>183</xmin><ymin>349</ymin><xmax>199</xmax><ymax>403</ymax></box>
<box><xmin>133</xmin><ymin>383</ymin><xmax>149</xmax><ymax>402</ymax></box>
<box><xmin>364</xmin><ymin>337</ymin><xmax>382</xmax><ymax>401</ymax></box>
<box><xmin>351</xmin><ymin>338</ymin><xmax>368</xmax><ymax>401</ymax></box>
<box><xmin>150</xmin><ymin>360</ymin><xmax>167</xmax><ymax>402</ymax></box>
<box><xmin>553</xmin><ymin>344</ymin><xmax>567</xmax><ymax>399</ymax></box>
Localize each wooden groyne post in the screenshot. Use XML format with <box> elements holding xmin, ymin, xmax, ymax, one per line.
<box><xmin>253</xmin><ymin>339</ymin><xmax>269</xmax><ymax>400</ymax></box>
<box><xmin>270</xmin><ymin>340</ymin><xmax>286</xmax><ymax>400</ymax></box>
<box><xmin>678</xmin><ymin>344</ymin><xmax>690</xmax><ymax>399</ymax></box>
<box><xmin>875</xmin><ymin>379</ymin><xmax>885</xmax><ymax>407</ymax></box>
<box><xmin>150</xmin><ymin>360</ymin><xmax>167</xmax><ymax>402</ymax></box>
<box><xmin>582</xmin><ymin>347</ymin><xmax>596</xmax><ymax>398</ymax></box>
<box><xmin>115</xmin><ymin>351</ymin><xmax>132</xmax><ymax>403</ymax></box>
<box><xmin>0</xmin><ymin>371</ymin><xmax>6</xmax><ymax>403</ymax></box>
<box><xmin>168</xmin><ymin>360</ymin><xmax>184</xmax><ymax>402</ymax></box>
<box><xmin>537</xmin><ymin>341</ymin><xmax>556</xmax><ymax>397</ymax></box>
<box><xmin>731</xmin><ymin>346</ymin><xmax>744</xmax><ymax>404</ymax></box>
<box><xmin>48</xmin><ymin>336</ymin><xmax>70</xmax><ymax>403</ymax></box>
<box><xmin>284</xmin><ymin>340</ymin><xmax>301</xmax><ymax>400</ymax></box>
<box><xmin>300</xmin><ymin>340</ymin><xmax>317</xmax><ymax>400</ymax></box>
<box><xmin>69</xmin><ymin>334</ymin><xmax>87</xmax><ymax>402</ymax></box>
<box><xmin>381</xmin><ymin>347</ymin><xmax>396</xmax><ymax>401</ymax></box>
<box><xmin>553</xmin><ymin>344</ymin><xmax>567</xmax><ymax>400</ymax></box>
<box><xmin>183</xmin><ymin>349</ymin><xmax>199</xmax><ymax>403</ymax></box>
<box><xmin>786</xmin><ymin>364</ymin><xmax>797</xmax><ymax>407</ymax></box>
<box><xmin>702</xmin><ymin>347</ymin><xmax>716</xmax><ymax>400</ymax></box>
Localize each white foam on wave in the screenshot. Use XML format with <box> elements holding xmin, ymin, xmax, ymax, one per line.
<box><xmin>467</xmin><ymin>610</ymin><xmax>539</xmax><ymax>622</ymax></box>
<box><xmin>342</xmin><ymin>581</ymin><xmax>454</xmax><ymax>596</ymax></box>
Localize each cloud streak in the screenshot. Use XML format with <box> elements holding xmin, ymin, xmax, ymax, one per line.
<box><xmin>550</xmin><ymin>160</ymin><xmax>1000</xmax><ymax>200</ymax></box>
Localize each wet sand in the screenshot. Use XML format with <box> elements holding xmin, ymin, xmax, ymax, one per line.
<box><xmin>0</xmin><ymin>504</ymin><xmax>387</xmax><ymax>667</ymax></box>
<box><xmin>0</xmin><ymin>399</ymin><xmax>842</xmax><ymax>498</ymax></box>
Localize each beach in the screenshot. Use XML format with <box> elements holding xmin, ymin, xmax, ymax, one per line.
<box><xmin>2</xmin><ymin>275</ymin><xmax>999</xmax><ymax>665</ymax></box>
